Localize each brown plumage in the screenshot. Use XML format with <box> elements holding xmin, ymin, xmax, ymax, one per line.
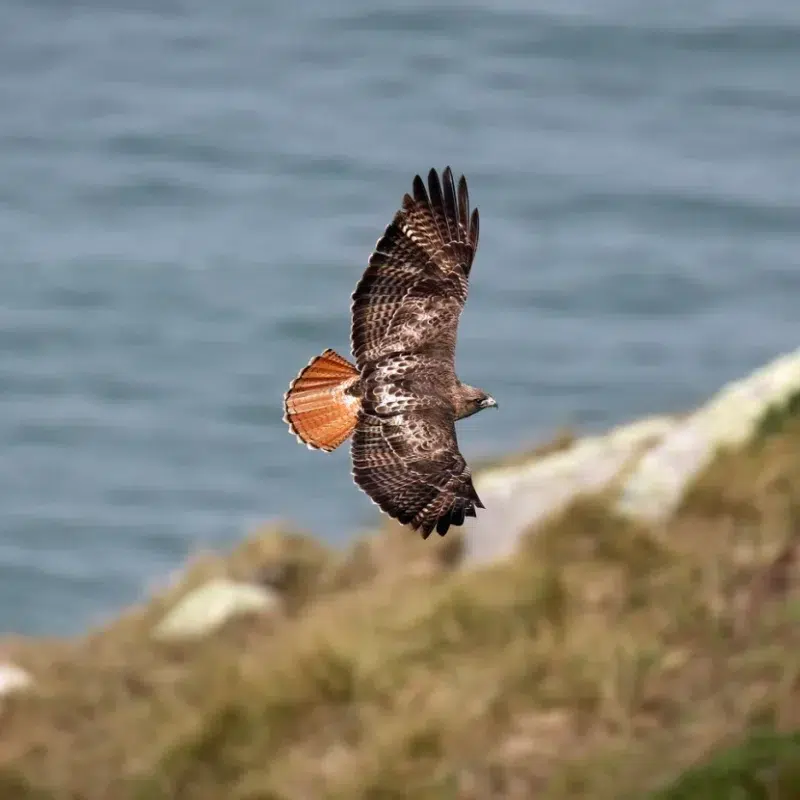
<box><xmin>283</xmin><ymin>167</ymin><xmax>497</xmax><ymax>538</ymax></box>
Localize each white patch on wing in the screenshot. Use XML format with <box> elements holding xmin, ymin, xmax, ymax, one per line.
<box><xmin>374</xmin><ymin>384</ymin><xmax>417</xmax><ymax>414</ymax></box>
<box><xmin>398</xmin><ymin>322</ymin><xmax>427</xmax><ymax>347</ymax></box>
<box><xmin>373</xmin><ymin>355</ymin><xmax>419</xmax><ymax>381</ymax></box>
<box><xmin>342</xmin><ymin>392</ymin><xmax>359</xmax><ymax>410</ymax></box>
<box><xmin>400</xmin><ymin>223</ymin><xmax>427</xmax><ymax>249</ymax></box>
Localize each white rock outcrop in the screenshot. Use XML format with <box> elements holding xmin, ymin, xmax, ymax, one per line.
<box><xmin>0</xmin><ymin>663</ymin><xmax>33</xmax><ymax>697</ymax></box>
<box><xmin>616</xmin><ymin>348</ymin><xmax>800</xmax><ymax>523</ymax></box>
<box><xmin>465</xmin><ymin>416</ymin><xmax>675</xmax><ymax>565</ymax></box>
<box><xmin>154</xmin><ymin>578</ymin><xmax>281</xmax><ymax>641</ymax></box>
<box><xmin>464</xmin><ymin>348</ymin><xmax>800</xmax><ymax>565</ymax></box>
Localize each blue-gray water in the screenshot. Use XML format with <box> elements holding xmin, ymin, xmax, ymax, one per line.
<box><xmin>1</xmin><ymin>1</ymin><xmax>798</xmax><ymax>635</ymax></box>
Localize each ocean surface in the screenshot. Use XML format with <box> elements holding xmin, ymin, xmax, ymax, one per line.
<box><xmin>1</xmin><ymin>0</ymin><xmax>798</xmax><ymax>635</ymax></box>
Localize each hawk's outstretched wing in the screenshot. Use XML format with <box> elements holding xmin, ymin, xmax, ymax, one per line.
<box><xmin>351</xmin><ymin>402</ymin><xmax>484</xmax><ymax>538</ymax></box>
<box><xmin>350</xmin><ymin>166</ymin><xmax>480</xmax><ymax>371</ymax></box>
<box><xmin>349</xmin><ymin>168</ymin><xmax>483</xmax><ymax>537</ymax></box>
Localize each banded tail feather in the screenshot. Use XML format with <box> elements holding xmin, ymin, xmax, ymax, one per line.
<box><xmin>283</xmin><ymin>349</ymin><xmax>361</xmax><ymax>452</ymax></box>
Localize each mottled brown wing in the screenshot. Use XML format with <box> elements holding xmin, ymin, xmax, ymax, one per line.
<box><xmin>350</xmin><ymin>167</ymin><xmax>480</xmax><ymax>371</ymax></box>
<box><xmin>351</xmin><ymin>401</ymin><xmax>484</xmax><ymax>538</ymax></box>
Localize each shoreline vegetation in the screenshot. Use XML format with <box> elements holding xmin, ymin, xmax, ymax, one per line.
<box><xmin>2</xmin><ymin>353</ymin><xmax>800</xmax><ymax>798</ymax></box>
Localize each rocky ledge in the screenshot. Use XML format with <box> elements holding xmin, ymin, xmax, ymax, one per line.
<box><xmin>469</xmin><ymin>347</ymin><xmax>800</xmax><ymax>564</ymax></box>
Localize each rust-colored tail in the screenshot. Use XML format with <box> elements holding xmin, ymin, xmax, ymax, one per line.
<box><xmin>283</xmin><ymin>349</ymin><xmax>361</xmax><ymax>452</ymax></box>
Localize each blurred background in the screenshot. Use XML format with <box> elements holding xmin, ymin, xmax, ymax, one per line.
<box><xmin>0</xmin><ymin>0</ymin><xmax>797</xmax><ymax>635</ymax></box>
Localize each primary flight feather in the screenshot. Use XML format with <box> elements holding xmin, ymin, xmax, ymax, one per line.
<box><xmin>283</xmin><ymin>167</ymin><xmax>497</xmax><ymax>538</ymax></box>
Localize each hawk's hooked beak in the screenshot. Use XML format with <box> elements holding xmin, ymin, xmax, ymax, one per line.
<box><xmin>480</xmin><ymin>396</ymin><xmax>498</xmax><ymax>410</ymax></box>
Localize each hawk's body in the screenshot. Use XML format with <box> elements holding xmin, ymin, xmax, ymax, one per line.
<box><xmin>283</xmin><ymin>168</ymin><xmax>496</xmax><ymax>538</ymax></box>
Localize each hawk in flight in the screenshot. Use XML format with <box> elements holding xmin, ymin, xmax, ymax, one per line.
<box><xmin>283</xmin><ymin>167</ymin><xmax>497</xmax><ymax>538</ymax></box>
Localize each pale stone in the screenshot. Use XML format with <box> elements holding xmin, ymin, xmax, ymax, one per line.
<box><xmin>463</xmin><ymin>415</ymin><xmax>675</xmax><ymax>565</ymax></box>
<box><xmin>154</xmin><ymin>578</ymin><xmax>281</xmax><ymax>641</ymax></box>
<box><xmin>616</xmin><ymin>348</ymin><xmax>800</xmax><ymax>523</ymax></box>
<box><xmin>0</xmin><ymin>663</ymin><xmax>33</xmax><ymax>696</ymax></box>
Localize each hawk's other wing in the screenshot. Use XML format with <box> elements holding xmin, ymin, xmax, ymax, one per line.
<box><xmin>350</xmin><ymin>167</ymin><xmax>480</xmax><ymax>371</ymax></box>
<box><xmin>351</xmin><ymin>401</ymin><xmax>484</xmax><ymax>538</ymax></box>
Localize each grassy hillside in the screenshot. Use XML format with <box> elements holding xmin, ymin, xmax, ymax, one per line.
<box><xmin>0</xmin><ymin>413</ymin><xmax>799</xmax><ymax>799</ymax></box>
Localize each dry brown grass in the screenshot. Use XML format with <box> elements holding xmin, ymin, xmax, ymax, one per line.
<box><xmin>1</xmin><ymin>415</ymin><xmax>800</xmax><ymax>799</ymax></box>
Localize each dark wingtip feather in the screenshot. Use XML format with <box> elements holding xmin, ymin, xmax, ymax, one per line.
<box><xmin>412</xmin><ymin>174</ymin><xmax>428</xmax><ymax>205</ymax></box>
<box><xmin>427</xmin><ymin>168</ymin><xmax>442</xmax><ymax>201</ymax></box>
<box><xmin>426</xmin><ymin>168</ymin><xmax>450</xmax><ymax>242</ymax></box>
<box><xmin>457</xmin><ymin>175</ymin><xmax>469</xmax><ymax>236</ymax></box>
<box><xmin>397</xmin><ymin>509</ymin><xmax>415</xmax><ymax>526</ymax></box>
<box><xmin>441</xmin><ymin>167</ymin><xmax>459</xmax><ymax>242</ymax></box>
<box><xmin>409</xmin><ymin>168</ymin><xmax>479</xmax><ymax>260</ymax></box>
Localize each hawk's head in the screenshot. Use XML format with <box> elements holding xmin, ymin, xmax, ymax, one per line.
<box><xmin>456</xmin><ymin>384</ymin><xmax>498</xmax><ymax>421</ymax></box>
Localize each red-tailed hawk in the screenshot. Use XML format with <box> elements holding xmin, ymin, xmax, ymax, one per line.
<box><xmin>283</xmin><ymin>167</ymin><xmax>497</xmax><ymax>538</ymax></box>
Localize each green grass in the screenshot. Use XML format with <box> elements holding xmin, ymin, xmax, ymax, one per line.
<box><xmin>648</xmin><ymin>730</ymin><xmax>800</xmax><ymax>799</ymax></box>
<box><xmin>1</xmin><ymin>417</ymin><xmax>800</xmax><ymax>799</ymax></box>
